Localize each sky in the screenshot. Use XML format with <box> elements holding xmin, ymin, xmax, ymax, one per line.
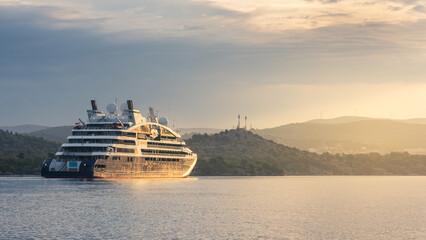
<box><xmin>1</xmin><ymin>0</ymin><xmax>426</xmax><ymax>129</ymax></box>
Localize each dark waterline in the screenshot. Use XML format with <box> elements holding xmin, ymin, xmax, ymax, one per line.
<box><xmin>1</xmin><ymin>176</ymin><xmax>425</xmax><ymax>239</ymax></box>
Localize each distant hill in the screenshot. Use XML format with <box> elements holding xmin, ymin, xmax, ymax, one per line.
<box><xmin>28</xmin><ymin>126</ymin><xmax>73</xmax><ymax>143</ymax></box>
<box><xmin>306</xmin><ymin>116</ymin><xmax>426</xmax><ymax>125</ymax></box>
<box><xmin>254</xmin><ymin>119</ymin><xmax>426</xmax><ymax>154</ymax></box>
<box><xmin>400</xmin><ymin>118</ymin><xmax>426</xmax><ymax>124</ymax></box>
<box><xmin>0</xmin><ymin>130</ymin><xmax>60</xmax><ymax>174</ymax></box>
<box><xmin>0</xmin><ymin>124</ymin><xmax>49</xmax><ymax>134</ymax></box>
<box><xmin>187</xmin><ymin>129</ymin><xmax>426</xmax><ymax>176</ymax></box>
<box><xmin>26</xmin><ymin>126</ymin><xmax>222</xmax><ymax>143</ymax></box>
<box><xmin>177</xmin><ymin>128</ymin><xmax>224</xmax><ymax>139</ymax></box>
<box><xmin>306</xmin><ymin>116</ymin><xmax>373</xmax><ymax>124</ymax></box>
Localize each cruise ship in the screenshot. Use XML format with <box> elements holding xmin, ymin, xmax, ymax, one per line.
<box><xmin>41</xmin><ymin>100</ymin><xmax>197</xmax><ymax>178</ymax></box>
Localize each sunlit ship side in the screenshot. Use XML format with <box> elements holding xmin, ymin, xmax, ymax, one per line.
<box><xmin>41</xmin><ymin>100</ymin><xmax>197</xmax><ymax>178</ymax></box>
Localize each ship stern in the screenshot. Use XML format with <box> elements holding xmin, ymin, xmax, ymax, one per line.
<box><xmin>41</xmin><ymin>159</ymin><xmax>95</xmax><ymax>178</ymax></box>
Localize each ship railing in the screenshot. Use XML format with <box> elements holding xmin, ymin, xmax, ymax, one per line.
<box><xmin>141</xmin><ymin>152</ymin><xmax>191</xmax><ymax>157</ymax></box>
<box><xmin>146</xmin><ymin>145</ymin><xmax>182</xmax><ymax>150</ymax></box>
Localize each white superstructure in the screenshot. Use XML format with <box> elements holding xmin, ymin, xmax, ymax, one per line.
<box><xmin>41</xmin><ymin>100</ymin><xmax>197</xmax><ymax>178</ymax></box>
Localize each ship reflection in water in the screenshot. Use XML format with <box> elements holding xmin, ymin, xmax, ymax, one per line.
<box><xmin>1</xmin><ymin>176</ymin><xmax>425</xmax><ymax>239</ymax></box>
<box><xmin>99</xmin><ymin>177</ymin><xmax>199</xmax><ymax>189</ymax></box>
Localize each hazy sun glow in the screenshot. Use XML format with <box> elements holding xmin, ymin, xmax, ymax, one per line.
<box><xmin>0</xmin><ymin>0</ymin><xmax>426</xmax><ymax>128</ymax></box>
<box><xmin>240</xmin><ymin>82</ymin><xmax>426</xmax><ymax>128</ymax></box>
<box><xmin>209</xmin><ymin>0</ymin><xmax>426</xmax><ymax>31</ymax></box>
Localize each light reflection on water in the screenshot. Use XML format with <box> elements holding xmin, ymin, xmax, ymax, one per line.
<box><xmin>0</xmin><ymin>176</ymin><xmax>425</xmax><ymax>239</ymax></box>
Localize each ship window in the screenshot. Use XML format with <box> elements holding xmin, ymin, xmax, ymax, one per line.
<box><xmin>124</xmin><ymin>140</ymin><xmax>135</xmax><ymax>145</ymax></box>
<box><xmin>127</xmin><ymin>132</ymin><xmax>136</xmax><ymax>138</ymax></box>
<box><xmin>117</xmin><ymin>148</ymin><xmax>135</xmax><ymax>153</ymax></box>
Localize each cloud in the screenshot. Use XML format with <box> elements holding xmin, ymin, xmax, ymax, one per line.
<box><xmin>304</xmin><ymin>0</ymin><xmax>342</xmax><ymax>3</ymax></box>
<box><xmin>412</xmin><ymin>5</ymin><xmax>426</xmax><ymax>13</ymax></box>
<box><xmin>0</xmin><ymin>0</ymin><xmax>251</xmax><ymax>43</ymax></box>
<box><xmin>391</xmin><ymin>7</ymin><xmax>402</xmax><ymax>11</ymax></box>
<box><xmin>1</xmin><ymin>1</ymin><xmax>426</xmax><ymax>88</ymax></box>
<box><xmin>1</xmin><ymin>0</ymin><xmax>426</xmax><ymax>127</ymax></box>
<box><xmin>319</xmin><ymin>0</ymin><xmax>342</xmax><ymax>3</ymax></box>
<box><xmin>2</xmin><ymin>0</ymin><xmax>426</xmax><ymax>43</ymax></box>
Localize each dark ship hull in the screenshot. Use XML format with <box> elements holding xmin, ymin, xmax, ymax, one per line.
<box><xmin>41</xmin><ymin>159</ymin><xmax>95</xmax><ymax>178</ymax></box>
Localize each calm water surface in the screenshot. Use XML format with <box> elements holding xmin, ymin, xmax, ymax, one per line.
<box><xmin>0</xmin><ymin>176</ymin><xmax>425</xmax><ymax>239</ymax></box>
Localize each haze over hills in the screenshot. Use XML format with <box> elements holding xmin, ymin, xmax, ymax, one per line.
<box><xmin>306</xmin><ymin>116</ymin><xmax>374</xmax><ymax>124</ymax></box>
<box><xmin>399</xmin><ymin>118</ymin><xmax>426</xmax><ymax>125</ymax></box>
<box><xmin>306</xmin><ymin>116</ymin><xmax>426</xmax><ymax>125</ymax></box>
<box><xmin>28</xmin><ymin>126</ymin><xmax>73</xmax><ymax>143</ymax></box>
<box><xmin>5</xmin><ymin>116</ymin><xmax>426</xmax><ymax>154</ymax></box>
<box><xmin>0</xmin><ymin>125</ymin><xmax>49</xmax><ymax>134</ymax></box>
<box><xmin>22</xmin><ymin>125</ymin><xmax>223</xmax><ymax>143</ymax></box>
<box><xmin>255</xmin><ymin>117</ymin><xmax>426</xmax><ymax>154</ymax></box>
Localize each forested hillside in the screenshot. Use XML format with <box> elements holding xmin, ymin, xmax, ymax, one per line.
<box><xmin>187</xmin><ymin>129</ymin><xmax>426</xmax><ymax>176</ymax></box>
<box><xmin>0</xmin><ymin>130</ymin><xmax>60</xmax><ymax>174</ymax></box>
<box><xmin>2</xmin><ymin>128</ymin><xmax>426</xmax><ymax>176</ymax></box>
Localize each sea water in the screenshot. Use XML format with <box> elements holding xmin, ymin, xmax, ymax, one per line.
<box><xmin>1</xmin><ymin>176</ymin><xmax>425</xmax><ymax>239</ymax></box>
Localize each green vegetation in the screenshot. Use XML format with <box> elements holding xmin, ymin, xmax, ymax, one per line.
<box><xmin>1</xmin><ymin>127</ymin><xmax>426</xmax><ymax>176</ymax></box>
<box><xmin>0</xmin><ymin>130</ymin><xmax>59</xmax><ymax>174</ymax></box>
<box><xmin>188</xmin><ymin>129</ymin><xmax>426</xmax><ymax>176</ymax></box>
<box><xmin>177</xmin><ymin>128</ymin><xmax>224</xmax><ymax>139</ymax></box>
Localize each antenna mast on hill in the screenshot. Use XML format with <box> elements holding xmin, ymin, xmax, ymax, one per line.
<box><xmin>245</xmin><ymin>116</ymin><xmax>247</xmax><ymax>130</ymax></box>
<box><xmin>237</xmin><ymin>114</ymin><xmax>241</xmax><ymax>129</ymax></box>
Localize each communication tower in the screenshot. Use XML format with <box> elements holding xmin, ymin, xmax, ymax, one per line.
<box><xmin>237</xmin><ymin>114</ymin><xmax>241</xmax><ymax>129</ymax></box>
